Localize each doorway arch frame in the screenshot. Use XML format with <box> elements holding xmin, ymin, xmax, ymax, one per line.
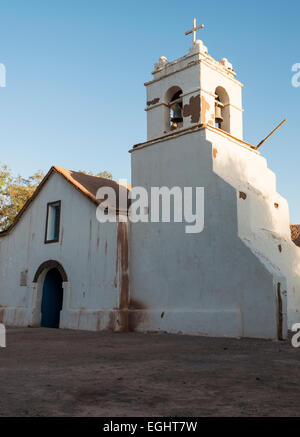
<box><xmin>33</xmin><ymin>260</ymin><xmax>68</xmax><ymax>283</ymax></box>
<box><xmin>31</xmin><ymin>260</ymin><xmax>69</xmax><ymax>327</ymax></box>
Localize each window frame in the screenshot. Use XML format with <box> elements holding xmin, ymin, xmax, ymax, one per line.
<box><xmin>44</xmin><ymin>200</ymin><xmax>61</xmax><ymax>244</ymax></box>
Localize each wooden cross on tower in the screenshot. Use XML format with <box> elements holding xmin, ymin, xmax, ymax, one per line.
<box><xmin>185</xmin><ymin>18</ymin><xmax>204</xmax><ymax>43</ymax></box>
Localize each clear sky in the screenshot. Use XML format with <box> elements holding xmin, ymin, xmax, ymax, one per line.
<box><xmin>0</xmin><ymin>0</ymin><xmax>299</xmax><ymax>221</ymax></box>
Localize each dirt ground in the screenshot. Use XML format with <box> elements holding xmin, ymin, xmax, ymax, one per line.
<box><xmin>0</xmin><ymin>327</ymin><xmax>299</xmax><ymax>417</ymax></box>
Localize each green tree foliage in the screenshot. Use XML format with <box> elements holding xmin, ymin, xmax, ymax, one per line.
<box><xmin>79</xmin><ymin>170</ymin><xmax>113</xmax><ymax>179</ymax></box>
<box><xmin>0</xmin><ymin>164</ymin><xmax>44</xmax><ymax>231</ymax></box>
<box><xmin>0</xmin><ymin>165</ymin><xmax>113</xmax><ymax>232</ymax></box>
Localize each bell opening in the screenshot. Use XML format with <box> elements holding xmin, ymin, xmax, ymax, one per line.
<box><xmin>214</xmin><ymin>87</ymin><xmax>230</xmax><ymax>133</ymax></box>
<box><xmin>169</xmin><ymin>90</ymin><xmax>183</xmax><ymax>131</ymax></box>
<box><xmin>215</xmin><ymin>96</ymin><xmax>224</xmax><ymax>129</ymax></box>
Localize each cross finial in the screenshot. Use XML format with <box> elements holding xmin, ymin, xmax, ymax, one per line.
<box><xmin>185</xmin><ymin>18</ymin><xmax>204</xmax><ymax>43</ymax></box>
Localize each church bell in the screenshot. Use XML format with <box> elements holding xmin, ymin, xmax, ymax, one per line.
<box><xmin>171</xmin><ymin>103</ymin><xmax>183</xmax><ymax>123</ymax></box>
<box><xmin>215</xmin><ymin>100</ymin><xmax>224</xmax><ymax>125</ymax></box>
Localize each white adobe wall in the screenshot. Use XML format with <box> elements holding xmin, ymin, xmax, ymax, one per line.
<box><xmin>129</xmin><ymin>128</ymin><xmax>287</xmax><ymax>339</ymax></box>
<box><xmin>0</xmin><ymin>172</ymin><xmax>128</xmax><ymax>331</ymax></box>
<box><xmin>207</xmin><ymin>128</ymin><xmax>300</xmax><ymax>328</ymax></box>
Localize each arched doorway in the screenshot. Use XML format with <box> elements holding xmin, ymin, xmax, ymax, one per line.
<box><xmin>41</xmin><ymin>268</ymin><xmax>63</xmax><ymax>328</ymax></box>
<box><xmin>32</xmin><ymin>260</ymin><xmax>68</xmax><ymax>328</ymax></box>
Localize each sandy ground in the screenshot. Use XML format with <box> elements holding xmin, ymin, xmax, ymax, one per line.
<box><xmin>0</xmin><ymin>327</ymin><xmax>299</xmax><ymax>417</ymax></box>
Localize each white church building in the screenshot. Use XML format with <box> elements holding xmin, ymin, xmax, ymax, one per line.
<box><xmin>1</xmin><ymin>21</ymin><xmax>300</xmax><ymax>339</ymax></box>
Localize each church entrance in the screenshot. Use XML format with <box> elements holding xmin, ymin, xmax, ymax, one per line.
<box><xmin>41</xmin><ymin>268</ymin><xmax>63</xmax><ymax>328</ymax></box>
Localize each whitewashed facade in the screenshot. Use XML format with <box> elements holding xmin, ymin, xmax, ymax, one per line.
<box><xmin>0</xmin><ymin>168</ymin><xmax>130</xmax><ymax>332</ymax></box>
<box><xmin>0</xmin><ymin>36</ymin><xmax>300</xmax><ymax>339</ymax></box>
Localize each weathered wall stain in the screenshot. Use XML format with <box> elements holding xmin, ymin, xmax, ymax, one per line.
<box><xmin>200</xmin><ymin>95</ymin><xmax>210</xmax><ymax>124</ymax></box>
<box><xmin>208</xmin><ymin>113</ymin><xmax>215</xmax><ymax>126</ymax></box>
<box><xmin>277</xmin><ymin>282</ymin><xmax>283</xmax><ymax>341</ymax></box>
<box><xmin>0</xmin><ymin>308</ymin><xmax>4</xmax><ymax>323</ymax></box>
<box><xmin>213</xmin><ymin>148</ymin><xmax>218</xmax><ymax>159</ymax></box>
<box><xmin>77</xmin><ymin>309</ymin><xmax>82</xmax><ymax>329</ymax></box>
<box><xmin>183</xmin><ymin>94</ymin><xmax>200</xmax><ymax>124</ymax></box>
<box><xmin>114</xmin><ymin>237</ymin><xmax>118</xmax><ymax>292</ymax></box>
<box><xmin>60</xmin><ymin>227</ymin><xmax>64</xmax><ymax>246</ymax></box>
<box><xmin>128</xmin><ymin>298</ymin><xmax>147</xmax><ymax>332</ymax></box>
<box><xmin>117</xmin><ymin>222</ymin><xmax>129</xmax><ymax>332</ymax></box>
<box><xmin>147</xmin><ymin>97</ymin><xmax>160</xmax><ymax>106</ymax></box>
<box><xmin>115</xmin><ymin>223</ymin><xmax>148</xmax><ymax>333</ymax></box>
<box><xmin>96</xmin><ymin>313</ymin><xmax>102</xmax><ymax>331</ymax></box>
<box><xmin>96</xmin><ymin>224</ymin><xmax>100</xmax><ymax>249</ymax></box>
<box><xmin>107</xmin><ymin>311</ymin><xmax>116</xmax><ymax>331</ymax></box>
<box><xmin>88</xmin><ymin>220</ymin><xmax>92</xmax><ymax>262</ymax></box>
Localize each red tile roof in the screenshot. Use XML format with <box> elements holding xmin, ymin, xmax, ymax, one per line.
<box><xmin>291</xmin><ymin>224</ymin><xmax>300</xmax><ymax>247</ymax></box>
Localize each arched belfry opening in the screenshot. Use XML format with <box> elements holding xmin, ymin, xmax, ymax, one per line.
<box><xmin>214</xmin><ymin>86</ymin><xmax>230</xmax><ymax>133</ymax></box>
<box><xmin>164</xmin><ymin>86</ymin><xmax>183</xmax><ymax>132</ymax></box>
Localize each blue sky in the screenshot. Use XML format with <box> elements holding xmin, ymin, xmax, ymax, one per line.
<box><xmin>0</xmin><ymin>0</ymin><xmax>299</xmax><ymax>221</ymax></box>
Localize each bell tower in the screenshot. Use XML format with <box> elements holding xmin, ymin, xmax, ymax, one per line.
<box><xmin>145</xmin><ymin>19</ymin><xmax>244</xmax><ymax>141</ymax></box>
<box><xmin>129</xmin><ymin>19</ymin><xmax>292</xmax><ymax>340</ymax></box>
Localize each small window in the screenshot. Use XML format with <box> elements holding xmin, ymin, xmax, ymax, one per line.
<box><xmin>45</xmin><ymin>201</ymin><xmax>61</xmax><ymax>243</ymax></box>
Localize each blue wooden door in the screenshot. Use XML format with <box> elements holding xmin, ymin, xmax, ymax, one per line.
<box><xmin>41</xmin><ymin>268</ymin><xmax>63</xmax><ymax>328</ymax></box>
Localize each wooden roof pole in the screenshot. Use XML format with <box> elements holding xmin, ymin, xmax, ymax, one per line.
<box><xmin>255</xmin><ymin>119</ymin><xmax>287</xmax><ymax>150</ymax></box>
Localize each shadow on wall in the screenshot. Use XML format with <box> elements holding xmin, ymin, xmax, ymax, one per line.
<box><xmin>130</xmin><ymin>134</ymin><xmax>284</xmax><ymax>338</ymax></box>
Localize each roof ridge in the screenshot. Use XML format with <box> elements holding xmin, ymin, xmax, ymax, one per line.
<box><xmin>0</xmin><ymin>165</ymin><xmax>130</xmax><ymax>237</ymax></box>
